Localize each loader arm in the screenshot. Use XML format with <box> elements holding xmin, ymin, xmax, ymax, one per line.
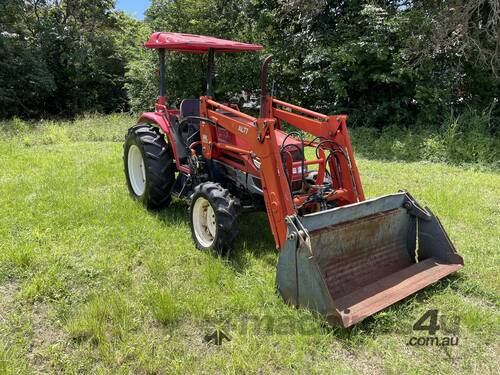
<box><xmin>200</xmin><ymin>97</ymin><xmax>295</xmax><ymax>249</ymax></box>
<box><xmin>200</xmin><ymin>95</ymin><xmax>373</xmax><ymax>249</ymax></box>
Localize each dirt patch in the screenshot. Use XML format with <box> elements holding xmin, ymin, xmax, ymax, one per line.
<box><xmin>460</xmin><ymin>294</ymin><xmax>498</xmax><ymax>312</ymax></box>
<box><xmin>25</xmin><ymin>300</ymin><xmax>69</xmax><ymax>373</ymax></box>
<box><xmin>0</xmin><ymin>280</ymin><xmax>19</xmax><ymax>328</ymax></box>
<box><xmin>1</xmin><ymin>280</ymin><xmax>71</xmax><ymax>373</ymax></box>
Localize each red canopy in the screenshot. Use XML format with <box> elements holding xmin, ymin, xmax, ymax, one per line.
<box><xmin>144</xmin><ymin>32</ymin><xmax>263</xmax><ymax>53</ymax></box>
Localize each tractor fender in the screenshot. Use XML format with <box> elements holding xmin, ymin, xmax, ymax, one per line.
<box><xmin>137</xmin><ymin>112</ymin><xmax>183</xmax><ymax>167</ymax></box>
<box><xmin>138</xmin><ymin>112</ymin><xmax>171</xmax><ymax>135</ymax></box>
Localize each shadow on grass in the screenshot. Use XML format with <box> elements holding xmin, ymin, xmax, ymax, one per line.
<box><xmin>231</xmin><ymin>211</ymin><xmax>276</xmax><ymax>271</ymax></box>
<box><xmin>236</xmin><ymin>212</ymin><xmax>276</xmax><ymax>254</ymax></box>
<box><xmin>151</xmin><ymin>198</ymin><xmax>276</xmax><ymax>270</ymax></box>
<box><xmin>153</xmin><ymin>198</ymin><xmax>190</xmax><ymax>225</ymax></box>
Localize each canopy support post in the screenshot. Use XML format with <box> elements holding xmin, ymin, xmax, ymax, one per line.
<box><xmin>159</xmin><ymin>49</ymin><xmax>166</xmax><ymax>99</ymax></box>
<box><xmin>206</xmin><ymin>48</ymin><xmax>214</xmax><ymax>97</ymax></box>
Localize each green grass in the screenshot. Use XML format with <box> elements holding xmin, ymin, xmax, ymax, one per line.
<box><xmin>0</xmin><ymin>114</ymin><xmax>498</xmax><ymax>374</ymax></box>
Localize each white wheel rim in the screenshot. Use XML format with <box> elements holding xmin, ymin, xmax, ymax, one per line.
<box><xmin>128</xmin><ymin>145</ymin><xmax>146</xmax><ymax>196</ymax></box>
<box><xmin>192</xmin><ymin>197</ymin><xmax>216</xmax><ymax>248</ymax></box>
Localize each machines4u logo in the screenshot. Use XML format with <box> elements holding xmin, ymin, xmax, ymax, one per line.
<box><xmin>407</xmin><ymin>309</ymin><xmax>460</xmax><ymax>346</ymax></box>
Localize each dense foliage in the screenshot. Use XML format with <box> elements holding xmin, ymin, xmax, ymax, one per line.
<box><xmin>0</xmin><ymin>0</ymin><xmax>142</xmax><ymax>117</ymax></box>
<box><xmin>1</xmin><ymin>0</ymin><xmax>498</xmax><ymax>135</ymax></box>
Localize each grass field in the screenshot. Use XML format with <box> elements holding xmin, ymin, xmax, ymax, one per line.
<box><xmin>0</xmin><ymin>114</ymin><xmax>499</xmax><ymax>374</ymax></box>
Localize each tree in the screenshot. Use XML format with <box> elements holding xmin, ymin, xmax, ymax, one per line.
<box><xmin>0</xmin><ymin>0</ymin><xmax>55</xmax><ymax>117</ymax></box>
<box><xmin>125</xmin><ymin>0</ymin><xmax>264</xmax><ymax>112</ymax></box>
<box><xmin>0</xmin><ymin>0</ymin><xmax>138</xmax><ymax>118</ymax></box>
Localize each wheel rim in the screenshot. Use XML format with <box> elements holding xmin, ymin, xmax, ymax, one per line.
<box><xmin>128</xmin><ymin>145</ymin><xmax>146</xmax><ymax>196</ymax></box>
<box><xmin>192</xmin><ymin>197</ymin><xmax>216</xmax><ymax>248</ymax></box>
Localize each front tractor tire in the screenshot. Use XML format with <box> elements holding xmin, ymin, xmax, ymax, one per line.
<box><xmin>189</xmin><ymin>182</ymin><xmax>239</xmax><ymax>253</ymax></box>
<box><xmin>124</xmin><ymin>124</ymin><xmax>175</xmax><ymax>209</ymax></box>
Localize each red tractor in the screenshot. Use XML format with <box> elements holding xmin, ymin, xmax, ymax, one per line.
<box><xmin>124</xmin><ymin>32</ymin><xmax>463</xmax><ymax>327</ymax></box>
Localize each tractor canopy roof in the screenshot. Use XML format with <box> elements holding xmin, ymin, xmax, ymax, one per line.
<box><xmin>144</xmin><ymin>32</ymin><xmax>263</xmax><ymax>53</ymax></box>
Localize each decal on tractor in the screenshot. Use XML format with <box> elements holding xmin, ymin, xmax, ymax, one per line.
<box><xmin>238</xmin><ymin>125</ymin><xmax>249</xmax><ymax>134</ymax></box>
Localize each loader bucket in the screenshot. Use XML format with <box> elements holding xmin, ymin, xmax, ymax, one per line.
<box><xmin>276</xmin><ymin>192</ymin><xmax>463</xmax><ymax>327</ymax></box>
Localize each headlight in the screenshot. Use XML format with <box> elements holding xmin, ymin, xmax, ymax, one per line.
<box><xmin>251</xmin><ymin>156</ymin><xmax>261</xmax><ymax>170</ymax></box>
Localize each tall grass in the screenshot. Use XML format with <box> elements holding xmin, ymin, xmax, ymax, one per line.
<box><xmin>349</xmin><ymin>108</ymin><xmax>499</xmax><ymax>168</ymax></box>
<box><xmin>1</xmin><ymin>109</ymin><xmax>497</xmax><ymax>168</ymax></box>
<box><xmin>0</xmin><ymin>113</ymin><xmax>131</xmax><ymax>145</ymax></box>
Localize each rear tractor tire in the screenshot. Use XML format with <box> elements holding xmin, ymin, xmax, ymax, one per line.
<box><xmin>124</xmin><ymin>124</ymin><xmax>175</xmax><ymax>209</ymax></box>
<box><xmin>189</xmin><ymin>182</ymin><xmax>240</xmax><ymax>253</ymax></box>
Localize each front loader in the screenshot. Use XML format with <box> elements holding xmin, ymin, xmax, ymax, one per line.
<box><xmin>124</xmin><ymin>32</ymin><xmax>463</xmax><ymax>327</ymax></box>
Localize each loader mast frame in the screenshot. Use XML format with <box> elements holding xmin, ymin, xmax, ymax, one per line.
<box><xmin>199</xmin><ymin>95</ymin><xmax>365</xmax><ymax>249</ymax></box>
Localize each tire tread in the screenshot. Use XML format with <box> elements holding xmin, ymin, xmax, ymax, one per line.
<box><xmin>124</xmin><ymin>123</ymin><xmax>175</xmax><ymax>209</ymax></box>
<box><xmin>189</xmin><ymin>182</ymin><xmax>240</xmax><ymax>253</ymax></box>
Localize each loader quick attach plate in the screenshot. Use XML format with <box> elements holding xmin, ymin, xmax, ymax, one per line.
<box><xmin>276</xmin><ymin>192</ymin><xmax>464</xmax><ymax>327</ymax></box>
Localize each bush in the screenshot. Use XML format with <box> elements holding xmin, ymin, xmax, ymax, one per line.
<box><xmin>125</xmin><ymin>53</ymin><xmax>158</xmax><ymax>114</ymax></box>
<box><xmin>350</xmin><ymin>107</ymin><xmax>499</xmax><ymax>167</ymax></box>
<box><xmin>0</xmin><ymin>117</ymin><xmax>35</xmax><ymax>136</ymax></box>
<box><xmin>440</xmin><ymin>108</ymin><xmax>499</xmax><ymax>164</ymax></box>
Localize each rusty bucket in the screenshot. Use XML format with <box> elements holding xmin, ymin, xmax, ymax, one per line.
<box><xmin>276</xmin><ymin>192</ymin><xmax>463</xmax><ymax>327</ymax></box>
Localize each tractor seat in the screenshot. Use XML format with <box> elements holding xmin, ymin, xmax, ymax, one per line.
<box><xmin>177</xmin><ymin>98</ymin><xmax>201</xmax><ymax>146</ymax></box>
<box><xmin>171</xmin><ymin>99</ymin><xmax>202</xmax><ymax>164</ymax></box>
<box><xmin>179</xmin><ymin>98</ymin><xmax>200</xmax><ymax>128</ymax></box>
